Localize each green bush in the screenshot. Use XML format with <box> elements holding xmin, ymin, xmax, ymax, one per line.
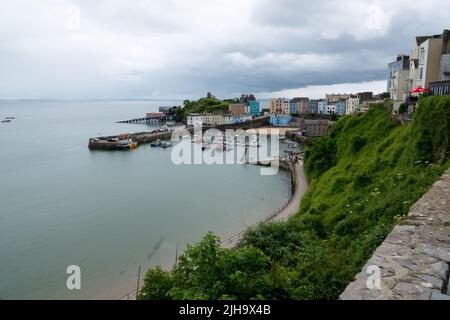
<box><xmin>398</xmin><ymin>103</ymin><xmax>408</xmax><ymax>114</ymax></box>
<box><xmin>351</xmin><ymin>136</ymin><xmax>367</xmax><ymax>152</ymax></box>
<box><xmin>412</xmin><ymin>96</ymin><xmax>450</xmax><ymax>164</ymax></box>
<box><xmin>175</xmin><ymin>97</ymin><xmax>232</xmax><ymax>121</ymax></box>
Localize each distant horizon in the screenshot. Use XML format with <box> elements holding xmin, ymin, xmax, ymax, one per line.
<box><xmin>0</xmin><ymin>79</ymin><xmax>387</xmax><ymax>102</ymax></box>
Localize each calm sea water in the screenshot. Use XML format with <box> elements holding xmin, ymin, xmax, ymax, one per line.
<box><xmin>0</xmin><ymin>100</ymin><xmax>291</xmax><ymax>300</ymax></box>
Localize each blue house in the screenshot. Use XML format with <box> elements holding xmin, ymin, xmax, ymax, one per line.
<box><xmin>248</xmin><ymin>101</ymin><xmax>260</xmax><ymax>115</ymax></box>
<box><xmin>318</xmin><ymin>100</ymin><xmax>328</xmax><ymax>114</ymax></box>
<box><xmin>270</xmin><ymin>114</ymin><xmax>292</xmax><ymax>126</ymax></box>
<box><xmin>335</xmin><ymin>100</ymin><xmax>346</xmax><ymax>115</ymax></box>
<box><xmin>290</xmin><ymin>102</ymin><xmax>298</xmax><ymax>114</ymax></box>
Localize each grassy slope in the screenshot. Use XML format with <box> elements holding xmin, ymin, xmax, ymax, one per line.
<box><xmin>245</xmin><ymin>97</ymin><xmax>449</xmax><ymax>298</ymax></box>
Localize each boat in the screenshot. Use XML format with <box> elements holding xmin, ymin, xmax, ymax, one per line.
<box><xmin>151</xmin><ymin>139</ymin><xmax>162</xmax><ymax>147</ymax></box>
<box><xmin>161</xmin><ymin>141</ymin><xmax>172</xmax><ymax>148</ymax></box>
<box><xmin>5</xmin><ymin>117</ymin><xmax>15</xmax><ymax>120</ymax></box>
<box><xmin>116</xmin><ymin>138</ymin><xmax>137</xmax><ymax>150</ymax></box>
<box><xmin>1</xmin><ymin>119</ymin><xmax>11</xmax><ymax>123</ymax></box>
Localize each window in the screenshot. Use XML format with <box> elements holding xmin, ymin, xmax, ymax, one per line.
<box><xmin>419</xmin><ymin>47</ymin><xmax>425</xmax><ymax>63</ymax></box>
<box><xmin>419</xmin><ymin>67</ymin><xmax>424</xmax><ymax>80</ymax></box>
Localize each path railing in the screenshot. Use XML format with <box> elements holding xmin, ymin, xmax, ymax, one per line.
<box><xmin>119</xmin><ymin>290</ymin><xmax>138</xmax><ymax>300</ymax></box>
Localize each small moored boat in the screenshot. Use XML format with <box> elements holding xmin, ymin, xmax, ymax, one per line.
<box><xmin>116</xmin><ymin>138</ymin><xmax>137</xmax><ymax>150</ymax></box>
<box><xmin>151</xmin><ymin>139</ymin><xmax>162</xmax><ymax>147</ymax></box>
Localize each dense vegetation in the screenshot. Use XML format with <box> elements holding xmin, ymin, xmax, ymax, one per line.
<box><xmin>174</xmin><ymin>97</ymin><xmax>237</xmax><ymax>121</ymax></box>
<box><xmin>139</xmin><ymin>96</ymin><xmax>450</xmax><ymax>300</ymax></box>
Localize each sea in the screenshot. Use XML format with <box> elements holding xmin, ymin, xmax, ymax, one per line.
<box><xmin>0</xmin><ymin>100</ymin><xmax>291</xmax><ymax>299</ymax></box>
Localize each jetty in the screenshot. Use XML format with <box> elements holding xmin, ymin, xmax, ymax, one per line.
<box><xmin>89</xmin><ymin>126</ymin><xmax>193</xmax><ymax>151</ymax></box>
<box><xmin>116</xmin><ymin>116</ymin><xmax>167</xmax><ymax>124</ymax></box>
<box><xmin>89</xmin><ymin>116</ymin><xmax>270</xmax><ymax>151</ymax></box>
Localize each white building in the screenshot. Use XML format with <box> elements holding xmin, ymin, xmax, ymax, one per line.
<box><xmin>387</xmin><ymin>54</ymin><xmax>410</xmax><ymax>101</ymax></box>
<box><xmin>203</xmin><ymin>114</ymin><xmax>225</xmax><ymax>126</ymax></box>
<box><xmin>318</xmin><ymin>101</ymin><xmax>328</xmax><ymax>114</ymax></box>
<box><xmin>187</xmin><ymin>114</ymin><xmax>204</xmax><ymax>126</ymax></box>
<box><xmin>327</xmin><ymin>104</ymin><xmax>336</xmax><ymax>114</ymax></box>
<box><xmin>188</xmin><ymin>113</ymin><xmax>253</xmax><ymax>126</ymax></box>
<box><xmin>417</xmin><ymin>37</ymin><xmax>444</xmax><ymax>89</ymax></box>
<box><xmin>346</xmin><ymin>97</ymin><xmax>360</xmax><ymax>115</ymax></box>
<box><xmin>234</xmin><ymin>114</ymin><xmax>252</xmax><ymax>123</ymax></box>
<box><xmin>223</xmin><ymin>115</ymin><xmax>234</xmax><ymax>124</ymax></box>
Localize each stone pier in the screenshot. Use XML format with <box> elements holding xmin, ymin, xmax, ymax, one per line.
<box><xmin>340</xmin><ymin>168</ymin><xmax>450</xmax><ymax>300</ymax></box>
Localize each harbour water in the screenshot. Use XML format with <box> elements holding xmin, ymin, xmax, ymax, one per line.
<box><xmin>0</xmin><ymin>100</ymin><xmax>292</xmax><ymax>299</ymax></box>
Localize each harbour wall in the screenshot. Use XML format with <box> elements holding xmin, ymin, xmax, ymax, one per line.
<box><xmin>340</xmin><ymin>168</ymin><xmax>450</xmax><ymax>300</ymax></box>
<box><xmin>89</xmin><ymin>116</ymin><xmax>270</xmax><ymax>150</ymax></box>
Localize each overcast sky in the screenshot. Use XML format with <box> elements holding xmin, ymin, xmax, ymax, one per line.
<box><xmin>0</xmin><ymin>0</ymin><xmax>448</xmax><ymax>100</ymax></box>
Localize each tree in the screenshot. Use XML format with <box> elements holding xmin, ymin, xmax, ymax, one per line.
<box><xmin>398</xmin><ymin>103</ymin><xmax>408</xmax><ymax>114</ymax></box>
<box><xmin>379</xmin><ymin>92</ymin><xmax>390</xmax><ymax>99</ymax></box>
<box><xmin>138</xmin><ymin>267</ymin><xmax>174</xmax><ymax>300</ymax></box>
<box><xmin>330</xmin><ymin>113</ymin><xmax>339</xmax><ymax>121</ymax></box>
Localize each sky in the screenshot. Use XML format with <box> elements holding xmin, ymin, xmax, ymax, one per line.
<box><xmin>0</xmin><ymin>0</ymin><xmax>449</xmax><ymax>100</ymax></box>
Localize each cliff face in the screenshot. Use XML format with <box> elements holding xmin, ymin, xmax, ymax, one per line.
<box><xmin>340</xmin><ymin>169</ymin><xmax>450</xmax><ymax>300</ymax></box>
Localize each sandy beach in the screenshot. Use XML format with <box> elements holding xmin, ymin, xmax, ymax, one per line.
<box><xmin>221</xmin><ymin>159</ymin><xmax>308</xmax><ymax>249</ymax></box>
<box><xmin>270</xmin><ymin>161</ymin><xmax>308</xmax><ymax>222</ymax></box>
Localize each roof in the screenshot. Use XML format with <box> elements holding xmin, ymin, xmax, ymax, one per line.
<box><xmin>290</xmin><ymin>97</ymin><xmax>309</xmax><ymax>103</ymax></box>
<box><xmin>416</xmin><ymin>33</ymin><xmax>443</xmax><ymax>46</ymax></box>
<box><xmin>303</xmin><ymin>119</ymin><xmax>332</xmax><ymax>125</ymax></box>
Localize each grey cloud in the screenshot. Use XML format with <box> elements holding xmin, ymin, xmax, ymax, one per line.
<box><xmin>0</xmin><ymin>0</ymin><xmax>448</xmax><ymax>99</ymax></box>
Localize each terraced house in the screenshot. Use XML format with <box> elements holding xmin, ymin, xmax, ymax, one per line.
<box><xmin>247</xmin><ymin>100</ymin><xmax>260</xmax><ymax>115</ymax></box>
<box><xmin>318</xmin><ymin>100</ymin><xmax>328</xmax><ymax>114</ymax></box>
<box><xmin>346</xmin><ymin>96</ymin><xmax>360</xmax><ymax>115</ymax></box>
<box><xmin>388</xmin><ymin>29</ymin><xmax>450</xmax><ymax>101</ymax></box>
<box><xmin>269</xmin><ymin>98</ymin><xmax>290</xmax><ymax>114</ymax></box>
<box><xmin>309</xmin><ymin>99</ymin><xmax>320</xmax><ymax>114</ymax></box>
<box><xmin>335</xmin><ymin>100</ymin><xmax>346</xmax><ymax>115</ymax></box>
<box><xmin>228</xmin><ymin>103</ymin><xmax>247</xmax><ymax>115</ymax></box>
<box><xmin>387</xmin><ymin>54</ymin><xmax>410</xmax><ymax>101</ymax></box>
<box><xmin>290</xmin><ymin>97</ymin><xmax>309</xmax><ymax>114</ymax></box>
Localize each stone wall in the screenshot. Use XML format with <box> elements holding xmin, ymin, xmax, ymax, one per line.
<box><xmin>340</xmin><ymin>168</ymin><xmax>450</xmax><ymax>300</ymax></box>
